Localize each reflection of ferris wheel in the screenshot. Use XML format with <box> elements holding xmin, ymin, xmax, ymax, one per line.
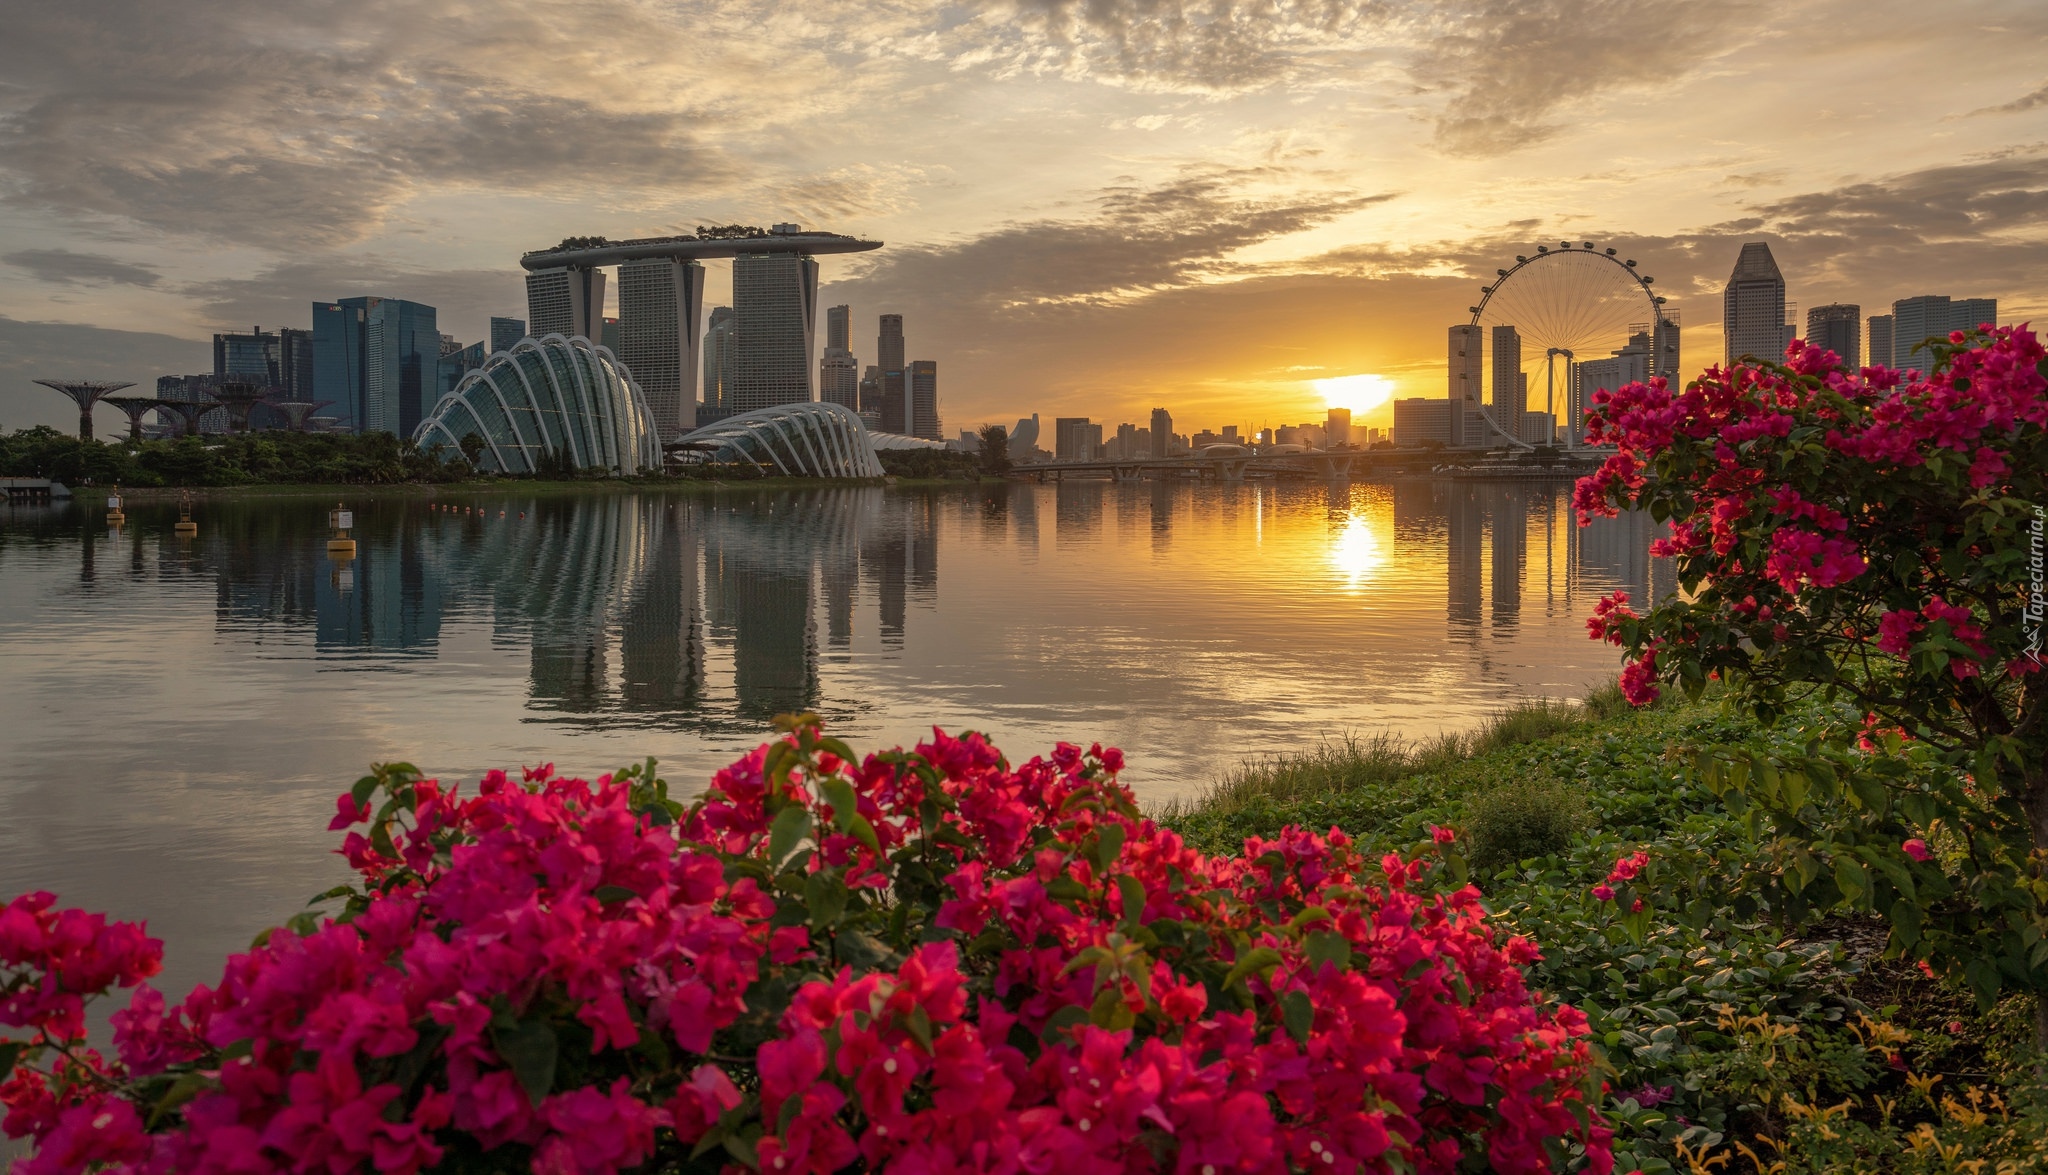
<box><xmin>1454</xmin><ymin>242</ymin><xmax>1672</xmax><ymax>449</ymax></box>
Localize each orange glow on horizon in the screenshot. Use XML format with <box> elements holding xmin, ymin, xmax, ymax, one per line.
<box><xmin>1312</xmin><ymin>373</ymin><xmax>1396</xmax><ymax>417</ymax></box>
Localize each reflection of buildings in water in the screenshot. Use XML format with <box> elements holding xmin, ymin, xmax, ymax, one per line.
<box><xmin>1446</xmin><ymin>485</ymin><xmax>1483</xmax><ymax>641</ymax></box>
<box><xmin>1488</xmin><ymin>485</ymin><xmax>1526</xmax><ymax>635</ymax></box>
<box><xmin>1575</xmin><ymin>508</ymin><xmax>1656</xmax><ymax>607</ymax></box>
<box><xmin>1010</xmin><ymin>483</ymin><xmax>1041</xmax><ymax>556</ymax></box>
<box><xmin>619</xmin><ymin>501</ymin><xmax>706</xmax><ymax>712</ymax></box>
<box><xmin>1149</xmin><ymin>479</ymin><xmax>1172</xmax><ymax>552</ymax></box>
<box><xmin>1390</xmin><ymin>481</ymin><xmax>1444</xmax><ymax>545</ymax></box>
<box><xmin>1054</xmin><ymin>482</ymin><xmax>1105</xmax><ymax>550</ymax></box>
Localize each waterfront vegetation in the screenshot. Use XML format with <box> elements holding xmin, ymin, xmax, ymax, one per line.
<box><xmin>0</xmin><ymin>427</ymin><xmax>991</xmax><ymax>488</ymax></box>
<box><xmin>1164</xmin><ymin>686</ymin><xmax>2048</xmax><ymax>1173</ymax></box>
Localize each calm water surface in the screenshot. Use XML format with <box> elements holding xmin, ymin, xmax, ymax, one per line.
<box><xmin>0</xmin><ymin>479</ymin><xmax>1667</xmax><ymax>998</ymax></box>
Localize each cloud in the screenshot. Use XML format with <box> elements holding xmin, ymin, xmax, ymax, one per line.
<box><xmin>1969</xmin><ymin>80</ymin><xmax>2048</xmax><ymax>116</ymax></box>
<box><xmin>2</xmin><ymin>248</ymin><xmax>161</xmax><ymax>288</ymax></box>
<box><xmin>0</xmin><ymin>0</ymin><xmax>756</xmax><ymax>249</ymax></box>
<box><xmin>990</xmin><ymin>0</ymin><xmax>1387</xmax><ymax>92</ymax></box>
<box><xmin>1417</xmin><ymin>0</ymin><xmax>1762</xmax><ymax>156</ymax></box>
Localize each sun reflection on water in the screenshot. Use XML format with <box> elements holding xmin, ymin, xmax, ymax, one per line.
<box><xmin>1328</xmin><ymin>513</ymin><xmax>1385</xmax><ymax>589</ymax></box>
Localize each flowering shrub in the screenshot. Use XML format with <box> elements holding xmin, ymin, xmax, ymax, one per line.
<box><xmin>2</xmin><ymin>718</ymin><xmax>1610</xmax><ymax>1173</ymax></box>
<box><xmin>1574</xmin><ymin>326</ymin><xmax>2048</xmax><ymax>1033</ymax></box>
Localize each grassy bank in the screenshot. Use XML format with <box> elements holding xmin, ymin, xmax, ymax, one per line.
<box><xmin>1161</xmin><ymin>688</ymin><xmax>2048</xmax><ymax>1173</ymax></box>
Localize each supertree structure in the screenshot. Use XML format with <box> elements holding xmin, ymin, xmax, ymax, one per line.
<box><xmin>32</xmin><ymin>379</ymin><xmax>135</xmax><ymax>440</ymax></box>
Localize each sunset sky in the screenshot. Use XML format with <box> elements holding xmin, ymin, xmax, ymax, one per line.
<box><xmin>2</xmin><ymin>0</ymin><xmax>2046</xmax><ymax>438</ymax></box>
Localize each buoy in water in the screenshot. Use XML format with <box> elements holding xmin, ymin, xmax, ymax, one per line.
<box><xmin>327</xmin><ymin>502</ymin><xmax>356</xmax><ymax>558</ymax></box>
<box><xmin>173</xmin><ymin>493</ymin><xmax>198</xmax><ymax>537</ymax></box>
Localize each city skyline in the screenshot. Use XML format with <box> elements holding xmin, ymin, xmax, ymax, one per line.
<box><xmin>2</xmin><ymin>1</ymin><xmax>2046</xmax><ymax>437</ymax></box>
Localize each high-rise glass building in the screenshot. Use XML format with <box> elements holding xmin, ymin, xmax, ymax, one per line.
<box><xmin>1867</xmin><ymin>314</ymin><xmax>1894</xmax><ymax>372</ymax></box>
<box><xmin>214</xmin><ymin>327</ymin><xmax>281</xmax><ymax>386</ymax></box>
<box><xmin>312</xmin><ymin>299</ymin><xmax>371</xmax><ymax>430</ymax></box>
<box><xmin>437</xmin><ymin>340</ymin><xmax>488</xmax><ymax>401</ymax></box>
<box><xmin>363</xmin><ymin>298</ymin><xmax>439</xmax><ymax>438</ymax></box>
<box><xmin>616</xmin><ymin>256</ymin><xmax>706</xmax><ymax>438</ymax></box>
<box><xmin>279</xmin><ymin>327</ymin><xmax>314</xmax><ymax>400</ymax></box>
<box><xmin>700</xmin><ymin>307</ymin><xmax>736</xmax><ymax>425</ymax></box>
<box><xmin>729</xmin><ymin>253</ymin><xmax>819</xmax><ymax>415</ymax></box>
<box><xmin>525</xmin><ymin>266</ymin><xmax>606</xmax><ymax>340</ymax></box>
<box><xmin>1887</xmin><ymin>295</ymin><xmax>1998</xmax><ymax>371</ymax></box>
<box><xmin>490</xmin><ymin>317</ymin><xmax>527</xmax><ymax>355</ymax></box>
<box><xmin>1150</xmin><ymin>408</ymin><xmax>1173</xmax><ymax>456</ymax></box>
<box><xmin>826</xmin><ymin>304</ymin><xmax>851</xmax><ymax>351</ymax></box>
<box><xmin>1326</xmin><ymin>407</ymin><xmax>1352</xmax><ymax>448</ymax></box>
<box><xmin>1490</xmin><ymin>325</ymin><xmax>1523</xmax><ymax>432</ymax></box>
<box><xmin>1805</xmin><ymin>303</ymin><xmax>1861</xmax><ymax>367</ymax></box>
<box><xmin>1446</xmin><ymin>325</ymin><xmax>1483</xmax><ymax>447</ymax></box>
<box><xmin>821</xmin><ymin>348</ymin><xmax>858</xmax><ymax>409</ymax></box>
<box><xmin>876</xmin><ymin>314</ymin><xmax>906</xmax><ymax>434</ymax></box>
<box><xmin>1723</xmin><ymin>242</ymin><xmax>1787</xmax><ymax>366</ymax></box>
<box><xmin>909</xmin><ymin>360</ymin><xmax>939</xmax><ymax>440</ymax></box>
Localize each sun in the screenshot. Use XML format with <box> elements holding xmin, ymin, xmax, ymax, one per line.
<box><xmin>1312</xmin><ymin>373</ymin><xmax>1395</xmax><ymax>415</ymax></box>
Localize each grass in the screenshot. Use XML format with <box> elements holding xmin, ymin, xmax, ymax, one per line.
<box><xmin>1157</xmin><ymin>680</ymin><xmax>1627</xmax><ymax>823</ymax></box>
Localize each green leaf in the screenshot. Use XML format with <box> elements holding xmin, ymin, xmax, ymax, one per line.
<box><xmin>1280</xmin><ymin>990</ymin><xmax>1314</xmax><ymax>1044</ymax></box>
<box><xmin>805</xmin><ymin>872</ymin><xmax>849</xmax><ymax>927</ymax></box>
<box><xmin>349</xmin><ymin>775</ymin><xmax>379</xmax><ymax>810</ymax></box>
<box><xmin>491</xmin><ymin>1018</ymin><xmax>559</xmax><ymax>1107</ymax></box>
<box><xmin>1831</xmin><ymin>857</ymin><xmax>1867</xmax><ymax>905</ymax></box>
<box><xmin>1040</xmin><ymin>1005</ymin><xmax>1090</xmax><ymax>1043</ymax></box>
<box><xmin>593</xmin><ymin>885</ymin><xmax>638</xmax><ymax>904</ymax></box>
<box><xmin>819</xmin><ymin>777</ymin><xmax>860</xmax><ymax>832</ymax></box>
<box><xmin>1093</xmin><ymin>824</ymin><xmax>1126</xmax><ymax>873</ymax></box>
<box><xmin>1304</xmin><ymin>931</ymin><xmax>1352</xmax><ymax>972</ymax></box>
<box><xmin>146</xmin><ymin>1070</ymin><xmax>214</xmax><ymax>1129</ymax></box>
<box><xmin>845</xmin><ymin>813</ymin><xmax>884</xmax><ymax>857</ymax></box>
<box><xmin>0</xmin><ymin>1041</ymin><xmax>21</xmax><ymax>1081</ymax></box>
<box><xmin>1116</xmin><ymin>875</ymin><xmax>1146</xmax><ymax>925</ymax></box>
<box><xmin>767</xmin><ymin>805</ymin><xmax>813</xmax><ymax>871</ymax></box>
<box><xmin>1223</xmin><ymin>947</ymin><xmax>1284</xmax><ymax>990</ymax></box>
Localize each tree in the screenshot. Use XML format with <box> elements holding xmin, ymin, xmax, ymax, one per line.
<box><xmin>1577</xmin><ymin>326</ymin><xmax>2048</xmax><ymax>1044</ymax></box>
<box><xmin>977</xmin><ymin>423</ymin><xmax>1012</xmax><ymax>477</ymax></box>
<box><xmin>459</xmin><ymin>431</ymin><xmax>486</xmax><ymax>465</ymax></box>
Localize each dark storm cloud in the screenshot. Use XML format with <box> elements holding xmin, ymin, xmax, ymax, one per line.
<box><xmin>2</xmin><ymin>249</ymin><xmax>162</xmax><ymax>288</ymax></box>
<box><xmin>0</xmin><ymin>0</ymin><xmax>736</xmax><ymax>248</ymax></box>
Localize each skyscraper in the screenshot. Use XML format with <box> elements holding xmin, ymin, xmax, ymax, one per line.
<box><xmin>1490</xmin><ymin>325</ymin><xmax>1523</xmax><ymax>438</ymax></box>
<box><xmin>279</xmin><ymin>327</ymin><xmax>314</xmax><ymax>400</ymax></box>
<box><xmin>1867</xmin><ymin>314</ymin><xmax>1894</xmax><ymax>372</ymax></box>
<box><xmin>616</xmin><ymin>256</ymin><xmax>706</xmax><ymax>438</ymax></box>
<box><xmin>1888</xmin><ymin>295</ymin><xmax>1998</xmax><ymax>371</ymax></box>
<box><xmin>858</xmin><ymin>366</ymin><xmax>881</xmax><ymax>419</ymax></box>
<box><xmin>490</xmin><ymin>317</ymin><xmax>527</xmax><ymax>354</ymax></box>
<box><xmin>1651</xmin><ymin>313</ymin><xmax>1682</xmax><ymax>387</ymax></box>
<box><xmin>701</xmin><ymin>307</ymin><xmax>736</xmax><ymax>425</ymax></box>
<box><xmin>821</xmin><ymin>349</ymin><xmax>858</xmax><ymax>409</ymax></box>
<box><xmin>362</xmin><ymin>298</ymin><xmax>439</xmax><ymax>437</ymax></box>
<box><xmin>877</xmin><ymin>314</ymin><xmax>906</xmax><ymax>433</ymax></box>
<box><xmin>1722</xmin><ymin>242</ymin><xmax>1787</xmax><ymax>365</ymax></box>
<box><xmin>1446</xmin><ymin>325</ymin><xmax>1482</xmax><ymax>448</ymax></box>
<box><xmin>729</xmin><ymin>253</ymin><xmax>819</xmax><ymax>415</ymax></box>
<box><xmin>820</xmin><ymin>304</ymin><xmax>857</xmax><ymax>410</ymax></box>
<box><xmin>1150</xmin><ymin>408</ymin><xmax>1173</xmax><ymax>456</ymax></box>
<box><xmin>1326</xmin><ymin>407</ymin><xmax>1352</xmax><ymax>448</ymax></box>
<box><xmin>312</xmin><ymin>299</ymin><xmax>370</xmax><ymax>430</ymax></box>
<box><xmin>1805</xmin><ymin>303</ymin><xmax>1861</xmax><ymax>367</ymax></box>
<box><xmin>909</xmin><ymin>360</ymin><xmax>939</xmax><ymax>440</ymax></box>
<box><xmin>214</xmin><ymin>326</ymin><xmax>281</xmax><ymax>386</ymax></box>
<box><xmin>1055</xmin><ymin>417</ymin><xmax>1094</xmax><ymax>461</ymax></box>
<box><xmin>525</xmin><ymin>266</ymin><xmax>606</xmax><ymax>340</ymax></box>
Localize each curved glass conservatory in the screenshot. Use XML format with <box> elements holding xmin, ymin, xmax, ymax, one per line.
<box><xmin>673</xmin><ymin>402</ymin><xmax>888</xmax><ymax>478</ymax></box>
<box><xmin>414</xmin><ymin>335</ymin><xmax>662</xmax><ymax>475</ymax></box>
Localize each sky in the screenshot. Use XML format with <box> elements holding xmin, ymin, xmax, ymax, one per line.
<box><xmin>1</xmin><ymin>0</ymin><xmax>2046</xmax><ymax>439</ymax></box>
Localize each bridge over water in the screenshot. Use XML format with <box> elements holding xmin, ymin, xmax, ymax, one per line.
<box><xmin>1014</xmin><ymin>450</ymin><xmax>1360</xmax><ymax>483</ymax></box>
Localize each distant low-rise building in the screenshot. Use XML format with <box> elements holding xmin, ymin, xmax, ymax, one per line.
<box><xmin>1392</xmin><ymin>397</ymin><xmax>1451</xmax><ymax>445</ymax></box>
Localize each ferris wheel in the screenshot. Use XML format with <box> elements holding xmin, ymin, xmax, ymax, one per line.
<box><xmin>1454</xmin><ymin>242</ymin><xmax>1671</xmax><ymax>449</ymax></box>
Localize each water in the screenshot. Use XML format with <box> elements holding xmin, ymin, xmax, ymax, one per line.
<box><xmin>0</xmin><ymin>480</ymin><xmax>1667</xmax><ymax>1000</ymax></box>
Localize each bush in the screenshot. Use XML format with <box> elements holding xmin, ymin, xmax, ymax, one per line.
<box><xmin>0</xmin><ymin>719</ymin><xmax>1611</xmax><ymax>1175</ymax></box>
<box><xmin>1465</xmin><ymin>781</ymin><xmax>1590</xmax><ymax>877</ymax></box>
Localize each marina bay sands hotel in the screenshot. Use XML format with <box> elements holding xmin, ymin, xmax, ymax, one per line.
<box><xmin>520</xmin><ymin>225</ymin><xmax>881</xmax><ymax>439</ymax></box>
